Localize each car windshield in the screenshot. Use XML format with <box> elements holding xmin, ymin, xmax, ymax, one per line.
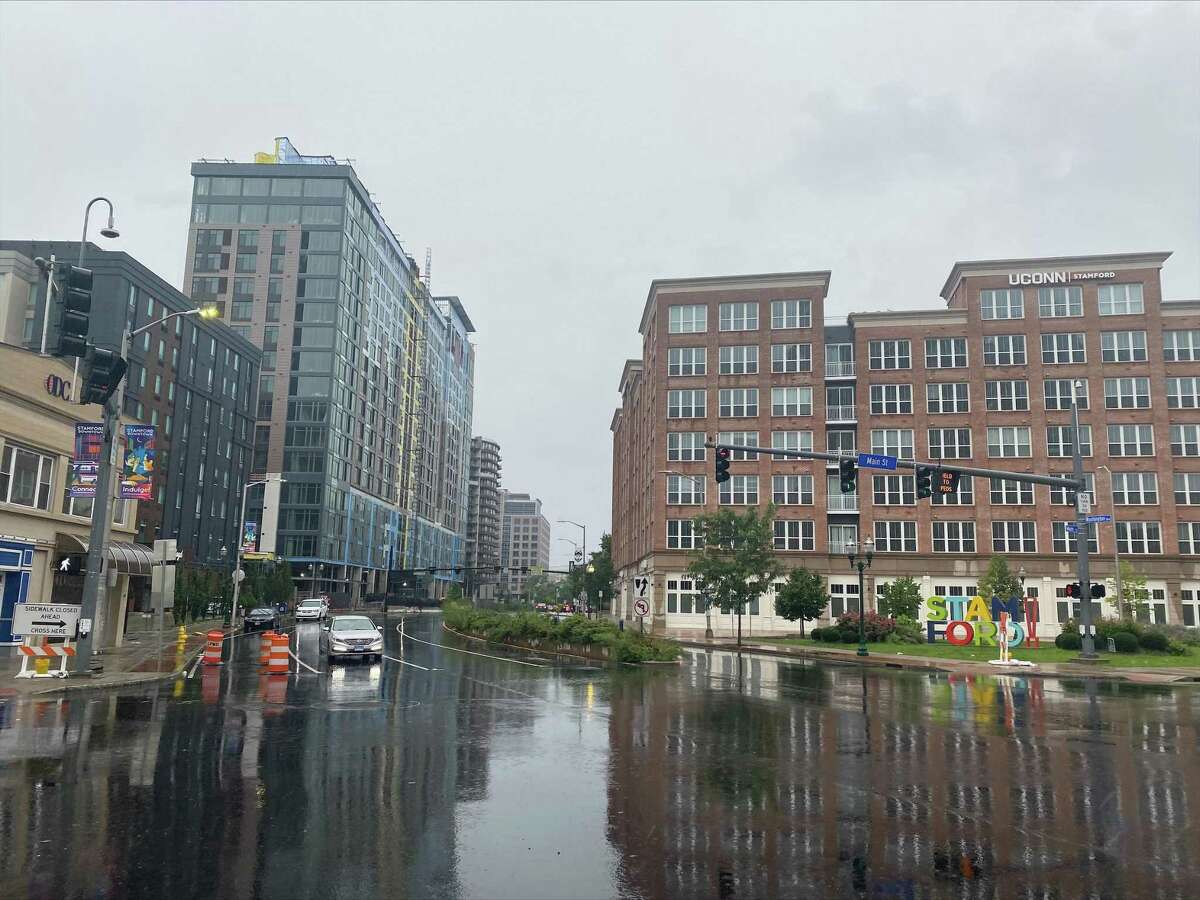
<box><xmin>299</xmin><ymin>600</ymin><xmax>324</xmax><ymax>607</ymax></box>
<box><xmin>332</xmin><ymin>618</ymin><xmax>375</xmax><ymax>632</ymax></box>
<box><xmin>250</xmin><ymin>608</ymin><xmax>273</xmax><ymax>615</ymax></box>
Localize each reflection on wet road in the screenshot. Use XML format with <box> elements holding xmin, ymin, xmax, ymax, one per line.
<box><xmin>0</xmin><ymin>613</ymin><xmax>1197</xmax><ymax>898</ymax></box>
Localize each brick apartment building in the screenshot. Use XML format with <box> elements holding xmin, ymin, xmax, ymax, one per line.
<box><xmin>610</xmin><ymin>252</ymin><xmax>1200</xmax><ymax>636</ymax></box>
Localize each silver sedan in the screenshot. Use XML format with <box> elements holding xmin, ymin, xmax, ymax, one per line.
<box><xmin>320</xmin><ymin>615</ymin><xmax>384</xmax><ymax>662</ymax></box>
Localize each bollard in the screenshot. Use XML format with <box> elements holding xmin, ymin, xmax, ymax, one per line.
<box><xmin>203</xmin><ymin>630</ymin><xmax>224</xmax><ymax>666</ymax></box>
<box><xmin>268</xmin><ymin>632</ymin><xmax>290</xmax><ymax>674</ymax></box>
<box><xmin>177</xmin><ymin>625</ymin><xmax>187</xmax><ymax>644</ymax></box>
<box><xmin>260</xmin><ymin>631</ymin><xmax>275</xmax><ymax>667</ymax></box>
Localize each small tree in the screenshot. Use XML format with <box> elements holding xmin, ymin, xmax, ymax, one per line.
<box><xmin>978</xmin><ymin>556</ymin><xmax>1022</xmax><ymax>603</ymax></box>
<box><xmin>688</xmin><ymin>505</ymin><xmax>782</xmax><ymax>645</ymax></box>
<box><xmin>877</xmin><ymin>576</ymin><xmax>922</xmax><ymax>620</ymax></box>
<box><xmin>773</xmin><ymin>567</ymin><xmax>827</xmax><ymax>636</ymax></box>
<box><xmin>1116</xmin><ymin>559</ymin><xmax>1150</xmax><ymax>620</ymax></box>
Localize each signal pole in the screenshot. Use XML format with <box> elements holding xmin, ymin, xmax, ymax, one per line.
<box><xmin>1071</xmin><ymin>380</ymin><xmax>1098</xmax><ymax>659</ymax></box>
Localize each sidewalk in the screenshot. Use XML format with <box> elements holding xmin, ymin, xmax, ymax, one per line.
<box><xmin>0</xmin><ymin>617</ymin><xmax>229</xmax><ymax>697</ymax></box>
<box><xmin>672</xmin><ymin>635</ymin><xmax>1200</xmax><ymax>684</ymax></box>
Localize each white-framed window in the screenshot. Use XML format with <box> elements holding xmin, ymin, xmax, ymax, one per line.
<box><xmin>1170</xmin><ymin>424</ymin><xmax>1200</xmax><ymax>457</ymax></box>
<box><xmin>719</xmin><ymin>388</ymin><xmax>758</xmax><ymax>418</ymax></box>
<box><xmin>927</xmin><ymin>427</ymin><xmax>971</xmax><ymax>460</ymax></box>
<box><xmin>992</xmin><ymin>521</ymin><xmax>1037</xmax><ymax>553</ymax></box>
<box><xmin>667</xmin><ymin>432</ymin><xmax>707</xmax><ymax>462</ymax></box>
<box><xmin>1098</xmin><ymin>283</ymin><xmax>1144</xmax><ymax>316</ymax></box>
<box><xmin>1046</xmin><ymin>424</ymin><xmax>1092</xmax><ymax>458</ymax></box>
<box><xmin>980</xmin><ymin>288</ymin><xmax>1024</xmax><ymax>320</ymax></box>
<box><xmin>773</xmin><ymin>519</ymin><xmax>815</xmax><ymax>551</ymax></box>
<box><xmin>667</xmin><ymin>475</ymin><xmax>705</xmax><ymax>505</ymax></box>
<box><xmin>985</xmin><ymin>379</ymin><xmax>1029</xmax><ymax>412</ymax></box>
<box><xmin>931</xmin><ymin>473</ymin><xmax>974</xmax><ymax>506</ymax></box>
<box><xmin>1101</xmin><ymin>331</ymin><xmax>1147</xmax><ymax>363</ymax></box>
<box><xmin>1038</xmin><ymin>285</ymin><xmax>1083</xmax><ymax>318</ymax></box>
<box><xmin>870</xmin><ymin>429</ymin><xmax>914</xmax><ymax>459</ymax></box>
<box><xmin>868</xmin><ymin>340</ymin><xmax>911</xmax><ymax>370</ymax></box>
<box><xmin>772</xmin><ymin>475</ymin><xmax>814</xmax><ymax>505</ymax></box>
<box><xmin>925</xmin><ymin>337</ymin><xmax>967</xmax><ymax>368</ymax></box>
<box><xmin>874</xmin><ymin>520</ymin><xmax>917</xmax><ymax>552</ymax></box>
<box><xmin>1052</xmin><ymin>522</ymin><xmax>1099</xmax><ymax>554</ymax></box>
<box><xmin>1111</xmin><ymin>472</ymin><xmax>1158</xmax><ymax>505</ymax></box>
<box><xmin>667</xmin><ymin>346</ymin><xmax>707</xmax><ymax>376</ymax></box>
<box><xmin>983</xmin><ymin>334</ymin><xmax>1027</xmax><ymax>366</ymax></box>
<box><xmin>771</xmin><ymin>387</ymin><xmax>813</xmax><ymax>417</ymax></box>
<box><xmin>1167</xmin><ymin>377</ymin><xmax>1200</xmax><ymax>410</ymax></box>
<box><xmin>0</xmin><ymin>443</ymin><xmax>54</xmax><ymax>510</ymax></box>
<box><xmin>719</xmin><ymin>302</ymin><xmax>758</xmax><ymax>332</ymax></box>
<box><xmin>926</xmin><ymin>382</ymin><xmax>970</xmax><ymax>415</ymax></box>
<box><xmin>668</xmin><ymin>304</ymin><xmax>707</xmax><ymax>334</ymax></box>
<box><xmin>932</xmin><ymin>521</ymin><xmax>976</xmax><ymax>553</ymax></box>
<box><xmin>828</xmin><ymin>524</ymin><xmax>858</xmax><ymax>556</ymax></box>
<box><xmin>1103</xmin><ymin>377</ymin><xmax>1151</xmax><ymax>410</ymax></box>
<box><xmin>1178</xmin><ymin>524</ymin><xmax>1200</xmax><ymax>555</ymax></box>
<box><xmin>826</xmin><ymin>429</ymin><xmax>855</xmax><ymax>457</ymax></box>
<box><xmin>1110</xmin><ymin>424</ymin><xmax>1154</xmax><ymax>457</ymax></box>
<box><xmin>719</xmin><ymin>345</ymin><xmax>758</xmax><ymax>375</ymax></box>
<box><xmin>1164</xmin><ymin>330</ymin><xmax>1200</xmax><ymax>362</ymax></box>
<box><xmin>717</xmin><ymin>431</ymin><xmax>759</xmax><ymax>460</ymax></box>
<box><xmin>869</xmin><ymin>384</ymin><xmax>913</xmax><ymax>415</ymax></box>
<box><xmin>828</xmin><ymin>579</ymin><xmax>860</xmax><ymax>616</ymax></box>
<box><xmin>665</xmin><ymin>578</ymin><xmax>701</xmax><ymax>614</ymax></box>
<box><xmin>1116</xmin><ymin>521</ymin><xmax>1162</xmax><ymax>555</ymax></box>
<box><xmin>1185</xmin><ymin>589</ymin><xmax>1200</xmax><ymax>626</ymax></box>
<box><xmin>872</xmin><ymin>475</ymin><xmax>915</xmax><ymax>506</ymax></box>
<box><xmin>987</xmin><ymin>426</ymin><xmax>1031</xmax><ymax>458</ymax></box>
<box><xmin>1044</xmin><ymin>378</ymin><xmax>1088</xmax><ymax>411</ymax></box>
<box><xmin>666</xmin><ymin>519</ymin><xmax>701</xmax><ymax>549</ymax></box>
<box><xmin>990</xmin><ymin>478</ymin><xmax>1034</xmax><ymax>505</ymax></box>
<box><xmin>1041</xmin><ymin>332</ymin><xmax>1086</xmax><ymax>364</ymax></box>
<box><xmin>720</xmin><ymin>475</ymin><xmax>759</xmax><ymax>505</ymax></box>
<box><xmin>770</xmin><ymin>343</ymin><xmax>812</xmax><ymax>373</ymax></box>
<box><xmin>670</xmin><ymin>389</ymin><xmax>711</xmax><ymax>420</ymax></box>
<box><xmin>771</xmin><ymin>430</ymin><xmax>814</xmax><ymax>455</ymax></box>
<box><xmin>1174</xmin><ymin>473</ymin><xmax>1200</xmax><ymax>504</ymax></box>
<box><xmin>770</xmin><ymin>299</ymin><xmax>811</xmax><ymax>330</ymax></box>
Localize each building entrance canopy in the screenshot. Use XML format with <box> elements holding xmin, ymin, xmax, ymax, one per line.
<box><xmin>56</xmin><ymin>534</ymin><xmax>154</xmax><ymax>576</ymax></box>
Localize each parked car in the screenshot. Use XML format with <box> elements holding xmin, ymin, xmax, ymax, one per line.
<box><xmin>320</xmin><ymin>615</ymin><xmax>384</xmax><ymax>662</ymax></box>
<box><xmin>295</xmin><ymin>598</ymin><xmax>328</xmax><ymax>621</ymax></box>
<box><xmin>243</xmin><ymin>607</ymin><xmax>279</xmax><ymax>632</ymax></box>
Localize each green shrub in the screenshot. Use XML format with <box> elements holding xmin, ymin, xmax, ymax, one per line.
<box><xmin>888</xmin><ymin>615</ymin><xmax>924</xmax><ymax>644</ymax></box>
<box><xmin>1160</xmin><ymin>624</ymin><xmax>1200</xmax><ymax>646</ymax></box>
<box><xmin>838</xmin><ymin>627</ymin><xmax>860</xmax><ymax>644</ymax></box>
<box><xmin>810</xmin><ymin>627</ymin><xmax>827</xmax><ymax>641</ymax></box>
<box><xmin>1055</xmin><ymin>632</ymin><xmax>1082</xmax><ymax>651</ymax></box>
<box><xmin>1096</xmin><ymin>617</ymin><xmax>1139</xmax><ymax>644</ymax></box>
<box><xmin>1112</xmin><ymin>631</ymin><xmax>1138</xmax><ymax>653</ymax></box>
<box><xmin>1167</xmin><ymin>640</ymin><xmax>1189</xmax><ymax>656</ymax></box>
<box><xmin>1137</xmin><ymin>631</ymin><xmax>1169</xmax><ymax>652</ymax></box>
<box><xmin>821</xmin><ymin>629</ymin><xmax>841</xmax><ymax>643</ymax></box>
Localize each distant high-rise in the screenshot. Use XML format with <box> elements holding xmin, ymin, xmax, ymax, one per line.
<box><xmin>500</xmin><ymin>492</ymin><xmax>551</xmax><ymax>597</ymax></box>
<box><xmin>466</xmin><ymin>437</ymin><xmax>502</xmax><ymax>600</ymax></box>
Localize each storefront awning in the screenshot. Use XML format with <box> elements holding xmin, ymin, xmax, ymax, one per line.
<box><xmin>57</xmin><ymin>535</ymin><xmax>155</xmax><ymax>576</ymax></box>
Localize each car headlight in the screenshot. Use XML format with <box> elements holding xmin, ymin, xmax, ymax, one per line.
<box><xmin>369</xmin><ymin>638</ymin><xmax>383</xmax><ymax>648</ymax></box>
<box><xmin>331</xmin><ymin>641</ymin><xmax>351</xmax><ymax>650</ymax></box>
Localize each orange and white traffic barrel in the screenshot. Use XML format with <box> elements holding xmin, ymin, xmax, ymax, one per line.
<box><xmin>268</xmin><ymin>632</ymin><xmax>290</xmax><ymax>674</ymax></box>
<box><xmin>203</xmin><ymin>630</ymin><xmax>224</xmax><ymax>666</ymax></box>
<box><xmin>260</xmin><ymin>631</ymin><xmax>274</xmax><ymax>667</ymax></box>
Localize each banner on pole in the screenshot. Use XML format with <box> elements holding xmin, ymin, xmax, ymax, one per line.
<box><xmin>120</xmin><ymin>425</ymin><xmax>156</xmax><ymax>500</ymax></box>
<box><xmin>242</xmin><ymin>521</ymin><xmax>258</xmax><ymax>553</ymax></box>
<box><xmin>70</xmin><ymin>423</ymin><xmax>104</xmax><ymax>498</ymax></box>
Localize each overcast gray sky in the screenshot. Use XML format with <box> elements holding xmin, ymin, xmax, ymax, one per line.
<box><xmin>2</xmin><ymin>2</ymin><xmax>1198</xmax><ymax>566</ymax></box>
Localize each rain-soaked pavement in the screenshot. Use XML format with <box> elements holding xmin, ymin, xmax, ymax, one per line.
<box><xmin>0</xmin><ymin>613</ymin><xmax>1197</xmax><ymax>900</ymax></box>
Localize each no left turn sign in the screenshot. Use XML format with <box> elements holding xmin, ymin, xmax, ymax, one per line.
<box><xmin>633</xmin><ymin>598</ymin><xmax>650</xmax><ymax>618</ymax></box>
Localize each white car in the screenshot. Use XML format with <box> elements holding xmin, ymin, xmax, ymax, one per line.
<box><xmin>321</xmin><ymin>615</ymin><xmax>384</xmax><ymax>661</ymax></box>
<box><xmin>295</xmin><ymin>598</ymin><xmax>328</xmax><ymax>621</ymax></box>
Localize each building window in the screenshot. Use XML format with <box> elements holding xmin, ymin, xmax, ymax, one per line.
<box><xmin>928</xmin><ymin>428</ymin><xmax>971</xmax><ymax>460</ymax></box>
<box><xmin>931</xmin><ymin>474</ymin><xmax>973</xmax><ymax>506</ymax></box>
<box><xmin>771</xmin><ymin>387</ymin><xmax>812</xmax><ymax>417</ymax></box>
<box><xmin>1164</xmin><ymin>330</ymin><xmax>1200</xmax><ymax>362</ymax></box>
<box><xmin>719</xmin><ymin>345</ymin><xmax>758</xmax><ymax>375</ymax></box>
<box><xmin>770</xmin><ymin>299</ymin><xmax>811</xmax><ymax>329</ymax></box>
<box><xmin>1098</xmin><ymin>283</ymin><xmax>1144</xmax><ymax>316</ymax></box>
<box><xmin>980</xmin><ymin>288</ymin><xmax>1024</xmax><ymax>320</ymax></box>
<box><xmin>0</xmin><ymin>444</ymin><xmax>54</xmax><ymax>510</ymax></box>
<box><xmin>1174</xmin><ymin>473</ymin><xmax>1200</xmax><ymax>504</ymax></box>
<box><xmin>870</xmin><ymin>429</ymin><xmax>914</xmax><ymax>459</ymax></box>
<box><xmin>772</xmin><ymin>474</ymin><xmax>814</xmax><ymax>505</ymax></box>
<box><xmin>1110</xmin><ymin>424</ymin><xmax>1154</xmax><ymax>457</ymax></box>
<box><xmin>719</xmin><ymin>302</ymin><xmax>758</xmax><ymax>332</ymax></box>
<box><xmin>716</xmin><ymin>432</ymin><xmax>759</xmax><ymax>460</ymax></box>
<box><xmin>992</xmin><ymin>521</ymin><xmax>1037</xmax><ymax>553</ymax></box>
<box><xmin>231</xmin><ymin>301</ymin><xmax>253</xmax><ymax>322</ymax></box>
<box><xmin>874</xmin><ymin>521</ymin><xmax>917</xmax><ymax>552</ymax></box>
<box><xmin>925</xmin><ymin>337</ymin><xmax>967</xmax><ymax>368</ymax></box>
<box><xmin>667</xmin><ymin>432</ymin><xmax>706</xmax><ymax>462</ymax></box>
<box><xmin>668</xmin><ymin>347</ymin><xmax>707</xmax><ymax>376</ymax></box>
<box><xmin>1038</xmin><ymin>285</ymin><xmax>1083</xmax><ymax>317</ymax></box>
<box><xmin>1103</xmin><ymin>377</ymin><xmax>1151</xmax><ymax>410</ymax></box>
<box><xmin>983</xmin><ymin>334</ymin><xmax>1026</xmax><ymax>366</ymax></box>
<box><xmin>932</xmin><ymin>522</ymin><xmax>976</xmax><ymax>553</ymax></box>
<box><xmin>719</xmin><ymin>475</ymin><xmax>759</xmax><ymax>505</ymax></box>
<box><xmin>1052</xmin><ymin>522</ymin><xmax>1099</xmax><ymax>554</ymax></box>
<box><xmin>237</xmin><ymin>230</ymin><xmax>259</xmax><ymax>250</ymax></box>
<box><xmin>667</xmin><ymin>389</ymin><xmax>706</xmax><ymax>418</ymax></box>
<box><xmin>872</xmin><ymin>475</ymin><xmax>915</xmax><ymax>506</ymax></box>
<box><xmin>1041</xmin><ymin>332</ymin><xmax>1086</xmax><ymax>364</ymax></box>
<box><xmin>235</xmin><ymin>253</ymin><xmax>258</xmax><ymax>273</ymax></box>
<box><xmin>1101</xmin><ymin>330</ymin><xmax>1147</xmax><ymax>363</ymax></box>
<box><xmin>869</xmin><ymin>384</ymin><xmax>913</xmax><ymax>415</ymax></box>
<box><xmin>774</xmin><ymin>520</ymin><xmax>815</xmax><ymax>551</ymax></box>
<box><xmin>666</xmin><ymin>475</ymin><xmax>705</xmax><ymax>505</ymax></box>
<box><xmin>826</xmin><ymin>386</ymin><xmax>855</xmax><ymax>420</ymax></box>
<box><xmin>666</xmin><ymin>520</ymin><xmax>701</xmax><ymax>549</ymax></box>
<box><xmin>770</xmin><ymin>343</ymin><xmax>811</xmax><ymax>373</ymax></box>
<box><xmin>1170</xmin><ymin>424</ymin><xmax>1200</xmax><ymax>457</ymax></box>
<box><xmin>990</xmin><ymin>478</ymin><xmax>1034</xmax><ymax>506</ymax></box>
<box><xmin>1046</xmin><ymin>425</ymin><xmax>1092</xmax><ymax>458</ymax></box>
<box><xmin>981</xmin><ymin>379</ymin><xmax>1028</xmax><ymax>413</ymax></box>
<box><xmin>1178</xmin><ymin>524</ymin><xmax>1200</xmax><ymax>555</ymax></box>
<box><xmin>868</xmin><ymin>340</ymin><xmax>911</xmax><ymax>370</ymax></box>
<box><xmin>926</xmin><ymin>382</ymin><xmax>969</xmax><ymax>414</ymax></box>
<box><xmin>1111</xmin><ymin>472</ymin><xmax>1158</xmax><ymax>505</ymax></box>
<box><xmin>719</xmin><ymin>388</ymin><xmax>759</xmax><ymax>418</ymax></box>
<box><xmin>668</xmin><ymin>305</ymin><xmax>707</xmax><ymax>334</ymax></box>
<box><xmin>826</xmin><ymin>429</ymin><xmax>856</xmax><ymax>457</ymax></box>
<box><xmin>1043</xmin><ymin>379</ymin><xmax>1087</xmax><ymax>411</ymax></box>
<box><xmin>828</xmin><ymin>580</ymin><xmax>860</xmax><ymax>616</ymax></box>
<box><xmin>828</xmin><ymin>525</ymin><xmax>858</xmax><ymax>556</ymax></box>
<box><xmin>1116</xmin><ymin>521</ymin><xmax>1162</xmax><ymax>555</ymax></box>
<box><xmin>771</xmin><ymin>430</ymin><xmax>814</xmax><ymax>455</ymax></box>
<box><xmin>987</xmin><ymin>426</ymin><xmax>1031</xmax><ymax>458</ymax></box>
<box><xmin>665</xmin><ymin>578</ymin><xmax>701</xmax><ymax>614</ymax></box>
<box><xmin>1167</xmin><ymin>377</ymin><xmax>1200</xmax><ymax>409</ymax></box>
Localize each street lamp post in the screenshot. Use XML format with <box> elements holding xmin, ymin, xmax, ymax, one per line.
<box><xmin>227</xmin><ymin>477</ymin><xmax>284</xmax><ymax>630</ymax></box>
<box><xmin>846</xmin><ymin>538</ymin><xmax>875</xmax><ymax>658</ymax></box>
<box><xmin>39</xmin><ymin>199</ymin><xmax>121</xmax><ymax>358</ymax></box>
<box><xmin>1096</xmin><ymin>465</ymin><xmax>1124</xmax><ymax>615</ymax></box>
<box><xmin>557</xmin><ymin>519</ymin><xmax>589</xmax><ymax>615</ymax></box>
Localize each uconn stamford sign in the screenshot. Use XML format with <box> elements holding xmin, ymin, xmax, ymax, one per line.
<box><xmin>1008</xmin><ymin>270</ymin><xmax>1119</xmax><ymax>285</ymax></box>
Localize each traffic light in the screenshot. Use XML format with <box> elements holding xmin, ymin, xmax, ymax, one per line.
<box><xmin>1064</xmin><ymin>582</ymin><xmax>1082</xmax><ymax>598</ymax></box>
<box><xmin>53</xmin><ymin>264</ymin><xmax>93</xmax><ymax>358</ymax></box>
<box><xmin>915</xmin><ymin>465</ymin><xmax>934</xmax><ymax>499</ymax></box>
<box><xmin>838</xmin><ymin>457</ymin><xmax>857</xmax><ymax>494</ymax></box>
<box><xmin>714</xmin><ymin>446</ymin><xmax>731</xmax><ymax>483</ymax></box>
<box><xmin>80</xmin><ymin>348</ymin><xmax>128</xmax><ymax>406</ymax></box>
<box><xmin>1091</xmin><ymin>582</ymin><xmax>1106</xmax><ymax>599</ymax></box>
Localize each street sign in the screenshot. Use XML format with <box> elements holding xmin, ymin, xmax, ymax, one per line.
<box><xmin>1077</xmin><ymin>493</ymin><xmax>1092</xmax><ymax>514</ymax></box>
<box><xmin>530</xmin><ymin>565</ymin><xmax>543</xmax><ymax>575</ymax></box>
<box><xmin>935</xmin><ymin>470</ymin><xmax>961</xmax><ymax>495</ymax></box>
<box><xmin>1065</xmin><ymin>523</ymin><xmax>1082</xmax><ymax>534</ymax></box>
<box><xmin>1085</xmin><ymin>514</ymin><xmax>1112</xmax><ymax>524</ymax></box>
<box><xmin>633</xmin><ymin>598</ymin><xmax>650</xmax><ymax>618</ymax></box>
<box><xmin>857</xmin><ymin>453</ymin><xmax>897</xmax><ymax>471</ymax></box>
<box><xmin>634</xmin><ymin>576</ymin><xmax>649</xmax><ymax>596</ymax></box>
<box><xmin>13</xmin><ymin>603</ymin><xmax>80</xmax><ymax>638</ymax></box>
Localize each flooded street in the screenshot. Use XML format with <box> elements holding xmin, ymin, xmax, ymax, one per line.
<box><xmin>0</xmin><ymin>613</ymin><xmax>1197</xmax><ymax>899</ymax></box>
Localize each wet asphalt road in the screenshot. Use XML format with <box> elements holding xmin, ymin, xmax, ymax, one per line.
<box><xmin>0</xmin><ymin>613</ymin><xmax>1198</xmax><ymax>900</ymax></box>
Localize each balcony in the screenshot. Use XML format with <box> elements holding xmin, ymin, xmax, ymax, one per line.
<box><xmin>825</xmin><ymin>360</ymin><xmax>856</xmax><ymax>379</ymax></box>
<box><xmin>827</xmin><ymin>494</ymin><xmax>859</xmax><ymax>512</ymax></box>
<box><xmin>826</xmin><ymin>404</ymin><xmax>857</xmax><ymax>423</ymax></box>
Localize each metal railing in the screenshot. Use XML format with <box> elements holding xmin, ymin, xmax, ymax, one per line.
<box><xmin>827</xmin><ymin>494</ymin><xmax>859</xmax><ymax>512</ymax></box>
<box><xmin>826</xmin><ymin>404</ymin><xmax>857</xmax><ymax>422</ymax></box>
<box><xmin>825</xmin><ymin>360</ymin><xmax>856</xmax><ymax>378</ymax></box>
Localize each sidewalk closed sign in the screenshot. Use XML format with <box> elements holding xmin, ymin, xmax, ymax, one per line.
<box><xmin>13</xmin><ymin>604</ymin><xmax>81</xmax><ymax>638</ymax></box>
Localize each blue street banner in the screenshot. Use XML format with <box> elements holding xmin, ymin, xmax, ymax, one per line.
<box><xmin>120</xmin><ymin>425</ymin><xmax>156</xmax><ymax>501</ymax></box>
<box><xmin>242</xmin><ymin>521</ymin><xmax>259</xmax><ymax>553</ymax></box>
<box><xmin>857</xmin><ymin>453</ymin><xmax>898</xmax><ymax>470</ymax></box>
<box><xmin>70</xmin><ymin>423</ymin><xmax>104</xmax><ymax>498</ymax></box>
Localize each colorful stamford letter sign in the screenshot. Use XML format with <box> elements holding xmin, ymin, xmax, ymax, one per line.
<box><xmin>924</xmin><ymin>596</ymin><xmax>1040</xmax><ymax>648</ymax></box>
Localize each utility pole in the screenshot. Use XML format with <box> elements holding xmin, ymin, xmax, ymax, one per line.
<box><xmin>1072</xmin><ymin>380</ymin><xmax>1097</xmax><ymax>659</ymax></box>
